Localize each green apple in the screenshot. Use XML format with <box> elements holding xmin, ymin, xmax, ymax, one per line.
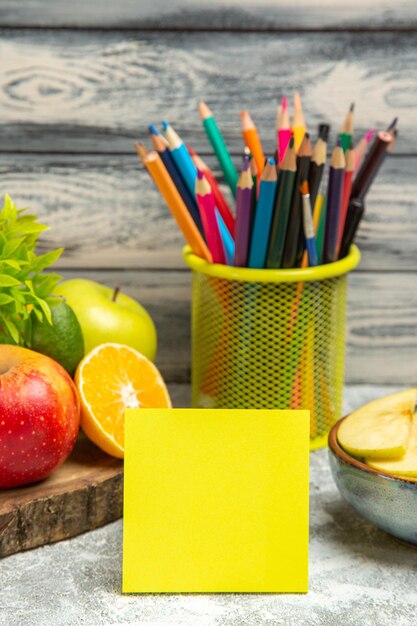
<box><xmin>53</xmin><ymin>279</ymin><xmax>157</xmax><ymax>360</ymax></box>
<box><xmin>337</xmin><ymin>389</ymin><xmax>417</xmax><ymax>459</ymax></box>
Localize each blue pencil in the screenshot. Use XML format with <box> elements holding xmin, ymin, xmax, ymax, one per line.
<box><xmin>248</xmin><ymin>158</ymin><xmax>278</xmax><ymax>268</ymax></box>
<box><xmin>149</xmin><ymin>125</ymin><xmax>204</xmax><ymax>236</ymax></box>
<box><xmin>162</xmin><ymin>121</ymin><xmax>197</xmax><ymax>197</ymax></box>
<box><xmin>300</xmin><ymin>180</ymin><xmax>318</xmax><ymax>266</ymax></box>
<box><xmin>216</xmin><ymin>209</ymin><xmax>235</xmax><ymax>265</ymax></box>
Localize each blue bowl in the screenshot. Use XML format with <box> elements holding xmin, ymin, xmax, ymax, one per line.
<box><xmin>328</xmin><ymin>418</ymin><xmax>417</xmax><ymax>545</ymax></box>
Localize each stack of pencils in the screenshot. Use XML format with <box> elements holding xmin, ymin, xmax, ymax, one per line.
<box><xmin>136</xmin><ymin>95</ymin><xmax>397</xmax><ymax>269</ymax></box>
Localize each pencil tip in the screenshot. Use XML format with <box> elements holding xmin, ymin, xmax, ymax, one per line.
<box><xmin>268</xmin><ymin>156</ymin><xmax>275</xmax><ymax>165</ymax></box>
<box><xmin>299</xmin><ymin>180</ymin><xmax>309</xmax><ymax>195</ymax></box>
<box><xmin>365</xmin><ymin>129</ymin><xmax>375</xmax><ymax>142</ymax></box>
<box><xmin>388</xmin><ymin>117</ymin><xmax>398</xmax><ymax>130</ymax></box>
<box><xmin>337</xmin><ymin>137</ymin><xmax>342</xmax><ymax>147</ymax></box>
<box><xmin>198</xmin><ymin>101</ymin><xmax>212</xmax><ymax>119</ymax></box>
<box><xmin>161</xmin><ymin>120</ymin><xmax>169</xmax><ymax>131</ymax></box>
<box><xmin>148</xmin><ymin>124</ymin><xmax>159</xmax><ymax>135</ymax></box>
<box><xmin>288</xmin><ymin>136</ymin><xmax>294</xmax><ymax>149</ymax></box>
<box><xmin>197</xmin><ymin>169</ymin><xmax>204</xmax><ymax>180</ymax></box>
<box><xmin>281</xmin><ymin>96</ymin><xmax>287</xmax><ymax>109</ymax></box>
<box><xmin>243</xmin><ymin>155</ymin><xmax>250</xmax><ymax>171</ymax></box>
<box><xmin>350</xmin><ymin>102</ymin><xmax>355</xmax><ymax>112</ymax></box>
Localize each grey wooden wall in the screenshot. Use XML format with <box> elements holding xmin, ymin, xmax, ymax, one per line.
<box><xmin>0</xmin><ymin>1</ymin><xmax>416</xmax><ymax>385</ymax></box>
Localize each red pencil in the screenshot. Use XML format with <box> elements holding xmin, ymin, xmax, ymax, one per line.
<box><xmin>189</xmin><ymin>146</ymin><xmax>235</xmax><ymax>237</ymax></box>
<box><xmin>195</xmin><ymin>170</ymin><xmax>225</xmax><ymax>264</ymax></box>
<box><xmin>337</xmin><ymin>146</ymin><xmax>355</xmax><ymax>253</ymax></box>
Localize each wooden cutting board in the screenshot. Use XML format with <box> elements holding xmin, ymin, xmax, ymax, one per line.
<box><xmin>0</xmin><ymin>434</ymin><xmax>123</xmax><ymax>558</ymax></box>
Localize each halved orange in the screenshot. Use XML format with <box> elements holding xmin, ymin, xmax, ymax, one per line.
<box><xmin>75</xmin><ymin>343</ymin><xmax>171</xmax><ymax>458</ymax></box>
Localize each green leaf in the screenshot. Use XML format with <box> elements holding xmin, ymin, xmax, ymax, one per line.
<box><xmin>2</xmin><ymin>237</ymin><xmax>26</xmax><ymax>259</ymax></box>
<box><xmin>0</xmin><ymin>274</ymin><xmax>22</xmax><ymax>287</ymax></box>
<box><xmin>0</xmin><ymin>294</ymin><xmax>15</xmax><ymax>305</ymax></box>
<box><xmin>2</xmin><ymin>316</ymin><xmax>20</xmax><ymax>344</ymax></box>
<box><xmin>33</xmin><ymin>273</ymin><xmax>62</xmax><ymax>299</ymax></box>
<box><xmin>31</xmin><ymin>248</ymin><xmax>64</xmax><ymax>273</ymax></box>
<box><xmin>0</xmin><ymin>259</ymin><xmax>23</xmax><ymax>270</ymax></box>
<box><xmin>34</xmin><ymin>297</ymin><xmax>52</xmax><ymax>325</ymax></box>
<box><xmin>10</xmin><ymin>222</ymin><xmax>50</xmax><ymax>236</ymax></box>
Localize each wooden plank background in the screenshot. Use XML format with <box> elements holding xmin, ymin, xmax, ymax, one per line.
<box><xmin>0</xmin><ymin>3</ymin><xmax>416</xmax><ymax>385</ymax></box>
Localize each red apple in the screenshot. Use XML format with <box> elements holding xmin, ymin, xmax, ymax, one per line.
<box><xmin>0</xmin><ymin>345</ymin><xmax>80</xmax><ymax>489</ymax></box>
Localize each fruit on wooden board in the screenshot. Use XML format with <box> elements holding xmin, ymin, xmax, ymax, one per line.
<box><xmin>53</xmin><ymin>279</ymin><xmax>157</xmax><ymax>361</ymax></box>
<box><xmin>75</xmin><ymin>343</ymin><xmax>171</xmax><ymax>458</ymax></box>
<box><xmin>31</xmin><ymin>298</ymin><xmax>84</xmax><ymax>377</ymax></box>
<box><xmin>0</xmin><ymin>345</ymin><xmax>80</xmax><ymax>489</ymax></box>
<box><xmin>337</xmin><ymin>389</ymin><xmax>417</xmax><ymax>459</ymax></box>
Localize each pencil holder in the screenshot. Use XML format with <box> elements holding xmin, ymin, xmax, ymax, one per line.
<box><xmin>183</xmin><ymin>245</ymin><xmax>361</xmax><ymax>449</ymax></box>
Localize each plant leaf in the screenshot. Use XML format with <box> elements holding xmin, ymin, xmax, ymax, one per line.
<box><xmin>2</xmin><ymin>316</ymin><xmax>20</xmax><ymax>344</ymax></box>
<box><xmin>31</xmin><ymin>248</ymin><xmax>64</xmax><ymax>273</ymax></box>
<box><xmin>0</xmin><ymin>294</ymin><xmax>15</xmax><ymax>305</ymax></box>
<box><xmin>0</xmin><ymin>274</ymin><xmax>22</xmax><ymax>287</ymax></box>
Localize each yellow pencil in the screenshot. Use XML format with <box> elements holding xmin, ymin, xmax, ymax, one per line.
<box><xmin>292</xmin><ymin>92</ymin><xmax>307</xmax><ymax>153</ymax></box>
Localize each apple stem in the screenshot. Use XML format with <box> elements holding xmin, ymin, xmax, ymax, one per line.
<box><xmin>112</xmin><ymin>287</ymin><xmax>120</xmax><ymax>302</ymax></box>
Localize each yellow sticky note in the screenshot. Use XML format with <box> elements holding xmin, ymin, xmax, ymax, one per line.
<box><xmin>123</xmin><ymin>409</ymin><xmax>309</xmax><ymax>593</ymax></box>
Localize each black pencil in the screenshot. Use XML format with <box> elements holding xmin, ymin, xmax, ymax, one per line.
<box><xmin>282</xmin><ymin>133</ymin><xmax>312</xmax><ymax>268</ymax></box>
<box><xmin>308</xmin><ymin>136</ymin><xmax>327</xmax><ymax>213</ymax></box>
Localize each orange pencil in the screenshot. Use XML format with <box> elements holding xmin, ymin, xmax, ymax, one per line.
<box><xmin>292</xmin><ymin>92</ymin><xmax>307</xmax><ymax>153</ymax></box>
<box><xmin>240</xmin><ymin>110</ymin><xmax>265</xmax><ymax>176</ymax></box>
<box><xmin>135</xmin><ymin>143</ymin><xmax>212</xmax><ymax>263</ymax></box>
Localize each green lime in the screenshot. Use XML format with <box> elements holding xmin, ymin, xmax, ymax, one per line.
<box><xmin>31</xmin><ymin>298</ymin><xmax>84</xmax><ymax>377</ymax></box>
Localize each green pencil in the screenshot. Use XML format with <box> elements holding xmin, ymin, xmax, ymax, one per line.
<box><xmin>199</xmin><ymin>102</ymin><xmax>239</xmax><ymax>197</ymax></box>
<box><xmin>338</xmin><ymin>102</ymin><xmax>354</xmax><ymax>153</ymax></box>
<box><xmin>265</xmin><ymin>137</ymin><xmax>297</xmax><ymax>269</ymax></box>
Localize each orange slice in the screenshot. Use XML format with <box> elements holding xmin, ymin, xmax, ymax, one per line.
<box><xmin>75</xmin><ymin>343</ymin><xmax>171</xmax><ymax>458</ymax></box>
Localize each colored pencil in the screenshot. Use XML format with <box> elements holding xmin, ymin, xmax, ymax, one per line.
<box><xmin>339</xmin><ymin>198</ymin><xmax>365</xmax><ymax>259</ymax></box>
<box><xmin>266</xmin><ymin>138</ymin><xmax>297</xmax><ymax>269</ymax></box>
<box><xmin>292</xmin><ymin>92</ymin><xmax>307</xmax><ymax>153</ymax></box>
<box><xmin>318</xmin><ymin>123</ymin><xmax>330</xmax><ymax>142</ymax></box>
<box><xmin>233</xmin><ymin>157</ymin><xmax>254</xmax><ymax>267</ymax></box>
<box><xmin>162</xmin><ymin>121</ymin><xmax>197</xmax><ymax>196</ymax></box>
<box><xmin>353</xmin><ymin>129</ymin><xmax>375</xmax><ymax>173</ymax></box>
<box><xmin>249</xmin><ymin>153</ymin><xmax>258</xmax><ymax>208</ymax></box>
<box><xmin>240</xmin><ymin>110</ymin><xmax>265</xmax><ymax>176</ymax></box>
<box><xmin>387</xmin><ymin>118</ymin><xmax>398</xmax><ymax>153</ymax></box>
<box><xmin>337</xmin><ymin>145</ymin><xmax>355</xmax><ymax>253</ymax></box>
<box><xmin>282</xmin><ymin>133</ymin><xmax>312</xmax><ymax>268</ymax></box>
<box><xmin>300</xmin><ymin>181</ymin><xmax>318</xmax><ymax>266</ymax></box>
<box><xmin>188</xmin><ymin>146</ymin><xmax>235</xmax><ymax>236</ymax></box>
<box><xmin>216</xmin><ymin>209</ymin><xmax>235</xmax><ymax>265</ymax></box>
<box><xmin>277</xmin><ymin>96</ymin><xmax>292</xmax><ymax>164</ymax></box>
<box><xmin>135</xmin><ymin>143</ymin><xmax>212</xmax><ymax>263</ymax></box>
<box><xmin>198</xmin><ymin>102</ymin><xmax>238</xmax><ymax>196</ymax></box>
<box><xmin>322</xmin><ymin>140</ymin><xmax>346</xmax><ymax>264</ymax></box>
<box><xmin>305</xmin><ymin>172</ymin><xmax>327</xmax><ymax>266</ymax></box>
<box><xmin>350</xmin><ymin>130</ymin><xmax>392</xmax><ymax>200</ymax></box>
<box><xmin>149</xmin><ymin>127</ymin><xmax>204</xmax><ymax>236</ymax></box>
<box><xmin>338</xmin><ymin>103</ymin><xmax>354</xmax><ymax>152</ymax></box>
<box><xmin>248</xmin><ymin>158</ymin><xmax>278</xmax><ymax>269</ymax></box>
<box><xmin>195</xmin><ymin>170</ymin><xmax>225</xmax><ymax>264</ymax></box>
<box><xmin>308</xmin><ymin>136</ymin><xmax>327</xmax><ymax>211</ymax></box>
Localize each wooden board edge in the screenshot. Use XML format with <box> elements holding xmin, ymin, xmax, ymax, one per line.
<box><xmin>0</xmin><ymin>469</ymin><xmax>123</xmax><ymax>558</ymax></box>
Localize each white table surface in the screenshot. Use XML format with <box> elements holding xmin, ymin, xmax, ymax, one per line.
<box><xmin>1</xmin><ymin>385</ymin><xmax>416</xmax><ymax>626</ymax></box>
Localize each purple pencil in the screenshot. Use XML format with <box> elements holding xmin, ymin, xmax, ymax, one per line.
<box><xmin>233</xmin><ymin>156</ymin><xmax>254</xmax><ymax>267</ymax></box>
<box><xmin>323</xmin><ymin>140</ymin><xmax>346</xmax><ymax>264</ymax></box>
